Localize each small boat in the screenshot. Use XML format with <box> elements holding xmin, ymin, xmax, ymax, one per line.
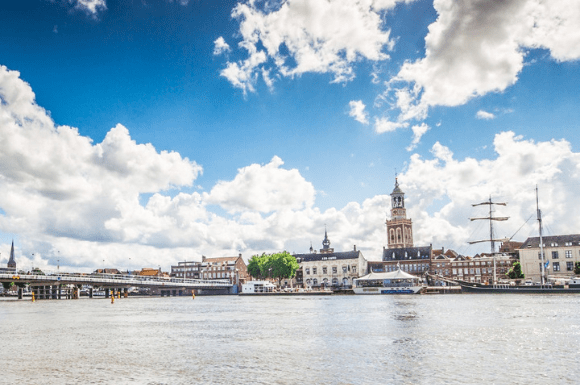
<box><xmin>353</xmin><ymin>267</ymin><xmax>425</xmax><ymax>294</ymax></box>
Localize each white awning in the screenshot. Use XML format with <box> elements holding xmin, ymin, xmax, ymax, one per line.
<box><xmin>355</xmin><ymin>269</ymin><xmax>419</xmax><ymax>281</ymax></box>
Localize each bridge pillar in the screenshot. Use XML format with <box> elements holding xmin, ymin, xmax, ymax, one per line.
<box><xmin>89</xmin><ymin>287</ymin><xmax>93</xmax><ymax>298</ymax></box>
<box><xmin>124</xmin><ymin>288</ymin><xmax>128</xmax><ymax>298</ymax></box>
<box><xmin>178</xmin><ymin>289</ymin><xmax>183</xmax><ymax>296</ymax></box>
<box><xmin>105</xmin><ymin>289</ymin><xmax>109</xmax><ymax>298</ymax></box>
<box><xmin>18</xmin><ymin>287</ymin><xmax>23</xmax><ymax>299</ymax></box>
<box><xmin>51</xmin><ymin>285</ymin><xmax>57</xmax><ymax>299</ymax></box>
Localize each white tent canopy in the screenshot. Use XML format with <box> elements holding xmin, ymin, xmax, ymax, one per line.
<box><xmin>355</xmin><ymin>269</ymin><xmax>420</xmax><ymax>281</ymax></box>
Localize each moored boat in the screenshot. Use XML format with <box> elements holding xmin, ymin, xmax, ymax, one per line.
<box><xmin>353</xmin><ymin>268</ymin><xmax>425</xmax><ymax>294</ymax></box>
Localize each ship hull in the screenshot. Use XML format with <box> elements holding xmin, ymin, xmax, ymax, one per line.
<box><xmin>460</xmin><ymin>284</ymin><xmax>580</xmax><ymax>294</ymax></box>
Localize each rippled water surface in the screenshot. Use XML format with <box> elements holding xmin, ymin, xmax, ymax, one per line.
<box><xmin>1</xmin><ymin>294</ymin><xmax>580</xmax><ymax>384</ymax></box>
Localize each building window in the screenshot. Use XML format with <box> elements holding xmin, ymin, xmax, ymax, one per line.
<box><xmin>567</xmin><ymin>262</ymin><xmax>574</xmax><ymax>271</ymax></box>
<box><xmin>332</xmin><ymin>266</ymin><xmax>337</xmax><ymax>274</ymax></box>
<box><xmin>538</xmin><ymin>252</ymin><xmax>544</xmax><ymax>260</ymax></box>
<box><xmin>476</xmin><ymin>268</ymin><xmax>480</xmax><ymax>275</ymax></box>
<box><xmin>332</xmin><ymin>278</ymin><xmax>338</xmax><ymax>285</ymax></box>
<box><xmin>305</xmin><ymin>268</ymin><xmax>310</xmax><ymax>275</ymax></box>
<box><xmin>322</xmin><ymin>267</ymin><xmax>328</xmax><ymax>274</ymax></box>
<box><xmin>566</xmin><ymin>250</ymin><xmax>572</xmax><ymax>258</ymax></box>
<box><xmin>342</xmin><ymin>266</ymin><xmax>347</xmax><ymax>273</ymax></box>
<box><xmin>312</xmin><ymin>268</ymin><xmax>317</xmax><ymax>275</ymax></box>
<box><xmin>352</xmin><ymin>266</ymin><xmax>357</xmax><ymax>274</ymax></box>
<box><xmin>313</xmin><ymin>278</ymin><xmax>318</xmax><ymax>285</ymax></box>
<box><xmin>553</xmin><ymin>262</ymin><xmax>560</xmax><ymax>272</ymax></box>
<box><xmin>452</xmin><ymin>269</ymin><xmax>457</xmax><ymax>275</ymax></box>
<box><xmin>552</xmin><ymin>251</ymin><xmax>559</xmax><ymax>259</ymax></box>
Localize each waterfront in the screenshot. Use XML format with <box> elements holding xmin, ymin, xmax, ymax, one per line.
<box><xmin>1</xmin><ymin>295</ymin><xmax>580</xmax><ymax>384</ymax></box>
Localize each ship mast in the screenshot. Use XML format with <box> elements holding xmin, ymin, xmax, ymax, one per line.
<box><xmin>469</xmin><ymin>196</ymin><xmax>509</xmax><ymax>284</ymax></box>
<box><xmin>536</xmin><ymin>186</ymin><xmax>546</xmax><ymax>284</ymax></box>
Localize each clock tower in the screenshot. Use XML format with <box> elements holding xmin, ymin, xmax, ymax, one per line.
<box><xmin>386</xmin><ymin>178</ymin><xmax>414</xmax><ymax>248</ymax></box>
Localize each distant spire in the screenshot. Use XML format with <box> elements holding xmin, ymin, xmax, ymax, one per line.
<box><xmin>322</xmin><ymin>226</ymin><xmax>331</xmax><ymax>249</ymax></box>
<box><xmin>309</xmin><ymin>241</ymin><xmax>313</xmax><ymax>253</ymax></box>
<box><xmin>7</xmin><ymin>240</ymin><xmax>16</xmax><ymax>269</ymax></box>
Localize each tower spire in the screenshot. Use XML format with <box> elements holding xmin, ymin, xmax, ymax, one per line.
<box><xmin>7</xmin><ymin>239</ymin><xmax>16</xmax><ymax>269</ymax></box>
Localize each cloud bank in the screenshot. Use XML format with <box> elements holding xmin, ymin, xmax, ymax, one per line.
<box><xmin>2</xmin><ymin>64</ymin><xmax>580</xmax><ymax>275</ymax></box>
<box><xmin>217</xmin><ymin>0</ymin><xmax>410</xmax><ymax>94</ymax></box>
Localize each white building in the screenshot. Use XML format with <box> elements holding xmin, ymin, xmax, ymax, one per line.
<box><xmin>293</xmin><ymin>230</ymin><xmax>367</xmax><ymax>289</ymax></box>
<box><xmin>518</xmin><ymin>234</ymin><xmax>580</xmax><ymax>281</ymax></box>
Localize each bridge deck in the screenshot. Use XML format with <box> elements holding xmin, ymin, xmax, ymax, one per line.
<box><xmin>0</xmin><ymin>273</ymin><xmax>232</xmax><ymax>289</ymax></box>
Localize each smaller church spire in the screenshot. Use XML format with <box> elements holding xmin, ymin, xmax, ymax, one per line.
<box><xmin>7</xmin><ymin>239</ymin><xmax>16</xmax><ymax>269</ymax></box>
<box><xmin>322</xmin><ymin>226</ymin><xmax>331</xmax><ymax>249</ymax></box>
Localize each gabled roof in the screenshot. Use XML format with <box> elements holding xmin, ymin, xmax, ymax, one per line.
<box><xmin>202</xmin><ymin>256</ymin><xmax>246</xmax><ymax>266</ymax></box>
<box><xmin>382</xmin><ymin>246</ymin><xmax>431</xmax><ymax>261</ymax></box>
<box><xmin>294</xmin><ymin>250</ymin><xmax>363</xmax><ymax>263</ymax></box>
<box><xmin>521</xmin><ymin>234</ymin><xmax>580</xmax><ymax>248</ymax></box>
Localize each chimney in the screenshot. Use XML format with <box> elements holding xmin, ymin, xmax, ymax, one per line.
<box><xmin>354</xmin><ymin>245</ymin><xmax>357</xmax><ymax>251</ymax></box>
<box><xmin>202</xmin><ymin>255</ymin><xmax>206</xmax><ymax>262</ymax></box>
<box><xmin>239</xmin><ymin>253</ymin><xmax>242</xmax><ymax>258</ymax></box>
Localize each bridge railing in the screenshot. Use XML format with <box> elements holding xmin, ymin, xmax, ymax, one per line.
<box><xmin>0</xmin><ymin>272</ymin><xmax>232</xmax><ymax>287</ymax></box>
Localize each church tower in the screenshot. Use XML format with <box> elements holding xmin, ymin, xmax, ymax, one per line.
<box><xmin>386</xmin><ymin>178</ymin><xmax>414</xmax><ymax>248</ymax></box>
<box><xmin>7</xmin><ymin>240</ymin><xmax>16</xmax><ymax>269</ymax></box>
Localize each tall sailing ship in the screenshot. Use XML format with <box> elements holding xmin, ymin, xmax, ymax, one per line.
<box><xmin>460</xmin><ymin>187</ymin><xmax>580</xmax><ymax>293</ymax></box>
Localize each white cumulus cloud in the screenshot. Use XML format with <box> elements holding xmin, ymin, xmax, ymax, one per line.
<box><xmin>387</xmin><ymin>0</ymin><xmax>580</xmax><ymax>125</ymax></box>
<box><xmin>349</xmin><ymin>100</ymin><xmax>369</xmax><ymax>125</ymax></box>
<box><xmin>213</xmin><ymin>37</ymin><xmax>231</xmax><ymax>56</ymax></box>
<box><xmin>220</xmin><ymin>0</ymin><xmax>410</xmax><ymax>92</ymax></box>
<box><xmin>476</xmin><ymin>110</ymin><xmax>495</xmax><ymax>120</ymax></box>
<box><xmin>69</xmin><ymin>0</ymin><xmax>107</xmax><ymax>17</ymax></box>
<box><xmin>205</xmin><ymin>156</ymin><xmax>316</xmax><ymax>213</ymax></box>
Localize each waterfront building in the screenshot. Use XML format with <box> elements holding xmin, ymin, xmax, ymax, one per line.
<box><xmin>171</xmin><ymin>255</ymin><xmax>248</xmax><ymax>289</ymax></box>
<box><xmin>171</xmin><ymin>261</ymin><xmax>202</xmax><ymax>279</ymax></box>
<box><xmin>518</xmin><ymin>234</ymin><xmax>580</xmax><ymax>282</ymax></box>
<box><xmin>293</xmin><ymin>230</ymin><xmax>367</xmax><ymax>289</ymax></box>
<box><xmin>431</xmin><ymin>253</ymin><xmax>516</xmax><ymax>284</ymax></box>
<box><xmin>368</xmin><ymin>178</ymin><xmax>432</xmax><ymax>275</ymax></box>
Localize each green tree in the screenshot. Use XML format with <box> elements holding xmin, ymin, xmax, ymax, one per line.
<box><xmin>247</xmin><ymin>253</ymin><xmax>272</xmax><ymax>279</ymax></box>
<box><xmin>247</xmin><ymin>254</ymin><xmax>262</xmax><ymax>279</ymax></box>
<box><xmin>507</xmin><ymin>261</ymin><xmax>525</xmax><ymax>279</ymax></box>
<box><xmin>574</xmin><ymin>262</ymin><xmax>580</xmax><ymax>275</ymax></box>
<box><xmin>269</xmin><ymin>251</ymin><xmax>300</xmax><ymax>286</ymax></box>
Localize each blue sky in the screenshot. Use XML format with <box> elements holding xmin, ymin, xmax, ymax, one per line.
<box><xmin>1</xmin><ymin>0</ymin><xmax>580</xmax><ymax>272</ymax></box>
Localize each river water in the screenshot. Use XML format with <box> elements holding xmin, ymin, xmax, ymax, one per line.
<box><xmin>1</xmin><ymin>294</ymin><xmax>579</xmax><ymax>384</ymax></box>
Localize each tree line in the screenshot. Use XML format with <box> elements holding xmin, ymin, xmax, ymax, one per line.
<box><xmin>246</xmin><ymin>251</ymin><xmax>300</xmax><ymax>286</ymax></box>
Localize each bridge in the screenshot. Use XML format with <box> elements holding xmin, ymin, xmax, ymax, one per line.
<box><xmin>0</xmin><ymin>272</ymin><xmax>234</xmax><ymax>299</ymax></box>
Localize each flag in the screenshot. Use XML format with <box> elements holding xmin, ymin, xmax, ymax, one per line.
<box><xmin>545</xmin><ymin>261</ymin><xmax>550</xmax><ymax>268</ymax></box>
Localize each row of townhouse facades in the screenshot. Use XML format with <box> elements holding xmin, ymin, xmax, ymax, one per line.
<box><xmin>166</xmin><ymin>178</ymin><xmax>579</xmax><ymax>290</ymax></box>
<box><xmin>170</xmin><ymin>255</ymin><xmax>249</xmax><ymax>290</ymax></box>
